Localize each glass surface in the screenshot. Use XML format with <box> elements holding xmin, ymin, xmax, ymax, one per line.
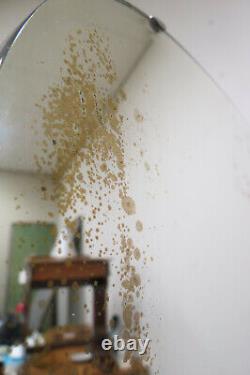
<box><xmin>0</xmin><ymin>1</ymin><xmax>250</xmax><ymax>375</ymax></box>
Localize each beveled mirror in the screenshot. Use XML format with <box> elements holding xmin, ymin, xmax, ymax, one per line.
<box><xmin>1</xmin><ymin>1</ymin><xmax>250</xmax><ymax>375</ymax></box>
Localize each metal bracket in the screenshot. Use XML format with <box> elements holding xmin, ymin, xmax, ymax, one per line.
<box><xmin>149</xmin><ymin>16</ymin><xmax>166</xmax><ymax>33</ymax></box>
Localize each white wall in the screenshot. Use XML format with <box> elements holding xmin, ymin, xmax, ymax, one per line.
<box><xmin>0</xmin><ymin>171</ymin><xmax>57</xmax><ymax>312</ymax></box>
<box><xmin>54</xmin><ymin>29</ymin><xmax>250</xmax><ymax>374</ymax></box>
<box><xmin>131</xmin><ymin>0</ymin><xmax>250</xmax><ymax>125</ymax></box>
<box><xmin>116</xmin><ymin>32</ymin><xmax>250</xmax><ymax>374</ymax></box>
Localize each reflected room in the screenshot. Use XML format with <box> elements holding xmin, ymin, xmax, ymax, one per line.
<box><xmin>1</xmin><ymin>1</ymin><xmax>249</xmax><ymax>375</ymax></box>
<box><xmin>0</xmin><ymin>0</ymin><xmax>158</xmax><ymax>374</ymax></box>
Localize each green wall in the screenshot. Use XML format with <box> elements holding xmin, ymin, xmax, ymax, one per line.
<box><xmin>5</xmin><ymin>222</ymin><xmax>56</xmax><ymax>313</ymax></box>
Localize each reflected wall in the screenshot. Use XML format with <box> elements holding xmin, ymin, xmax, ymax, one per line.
<box><xmin>1</xmin><ymin>1</ymin><xmax>250</xmax><ymax>375</ymax></box>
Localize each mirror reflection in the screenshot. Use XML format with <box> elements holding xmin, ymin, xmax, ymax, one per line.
<box><xmin>2</xmin><ymin>1</ymin><xmax>247</xmax><ymax>375</ymax></box>
<box><xmin>0</xmin><ymin>0</ymin><xmax>155</xmax><ymax>374</ymax></box>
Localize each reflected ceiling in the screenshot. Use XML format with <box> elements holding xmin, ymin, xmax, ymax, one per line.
<box><xmin>0</xmin><ymin>0</ymin><xmax>163</xmax><ymax>174</ymax></box>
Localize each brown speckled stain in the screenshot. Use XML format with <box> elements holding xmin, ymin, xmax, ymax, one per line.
<box><xmin>34</xmin><ymin>30</ymin><xmax>153</xmax><ymax>365</ymax></box>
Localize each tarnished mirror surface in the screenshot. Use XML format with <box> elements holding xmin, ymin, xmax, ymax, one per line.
<box><xmin>1</xmin><ymin>1</ymin><xmax>250</xmax><ymax>375</ymax></box>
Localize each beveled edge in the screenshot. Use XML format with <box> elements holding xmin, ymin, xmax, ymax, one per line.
<box><xmin>0</xmin><ymin>0</ymin><xmax>166</xmax><ymax>69</ymax></box>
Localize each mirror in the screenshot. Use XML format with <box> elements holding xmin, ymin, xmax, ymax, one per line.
<box><xmin>0</xmin><ymin>0</ymin><xmax>156</xmax><ymax>373</ymax></box>
<box><xmin>1</xmin><ymin>0</ymin><xmax>250</xmax><ymax>375</ymax></box>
